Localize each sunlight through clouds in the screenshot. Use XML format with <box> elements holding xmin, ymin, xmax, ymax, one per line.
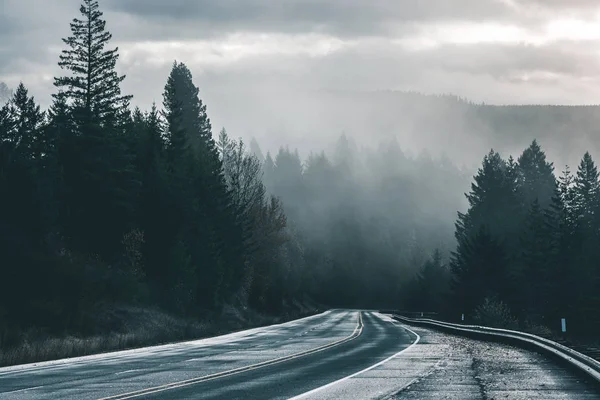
<box><xmin>119</xmin><ymin>33</ymin><xmax>353</xmax><ymax>68</ymax></box>
<box><xmin>3</xmin><ymin>0</ymin><xmax>600</xmax><ymax>106</ymax></box>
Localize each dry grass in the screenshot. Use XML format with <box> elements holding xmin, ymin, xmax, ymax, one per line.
<box><xmin>0</xmin><ymin>307</ymin><xmax>211</xmax><ymax>367</ymax></box>
<box><xmin>0</xmin><ymin>303</ymin><xmax>319</xmax><ymax>368</ymax></box>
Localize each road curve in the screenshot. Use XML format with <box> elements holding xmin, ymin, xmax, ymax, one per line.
<box><xmin>0</xmin><ymin>310</ymin><xmax>598</xmax><ymax>399</ymax></box>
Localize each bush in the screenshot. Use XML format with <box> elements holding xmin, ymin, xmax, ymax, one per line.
<box><xmin>472</xmin><ymin>296</ymin><xmax>518</xmax><ymax>330</ymax></box>
<box><xmin>523</xmin><ymin>321</ymin><xmax>553</xmax><ymax>338</ymax></box>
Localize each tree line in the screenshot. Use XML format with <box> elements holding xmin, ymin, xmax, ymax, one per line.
<box><xmin>254</xmin><ymin>137</ymin><xmax>468</xmax><ymax>308</ymax></box>
<box><xmin>3</xmin><ymin>0</ymin><xmax>597</xmax><ymax>343</ymax></box>
<box><xmin>0</xmin><ymin>0</ymin><xmax>301</xmax><ymax>341</ymax></box>
<box><xmin>410</xmin><ymin>140</ymin><xmax>600</xmax><ymax>338</ymax></box>
<box><xmin>0</xmin><ymin>0</ymin><xmax>472</xmax><ymax>340</ymax></box>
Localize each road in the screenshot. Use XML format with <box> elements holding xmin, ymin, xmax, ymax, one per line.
<box><xmin>0</xmin><ymin>310</ymin><xmax>598</xmax><ymax>399</ymax></box>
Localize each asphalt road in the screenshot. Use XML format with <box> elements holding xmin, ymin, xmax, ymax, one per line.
<box><xmin>0</xmin><ymin>310</ymin><xmax>598</xmax><ymax>399</ymax></box>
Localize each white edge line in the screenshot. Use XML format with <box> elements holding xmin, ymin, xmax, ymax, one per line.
<box><xmin>1</xmin><ymin>385</ymin><xmax>44</xmax><ymax>394</ymax></box>
<box><xmin>288</xmin><ymin>314</ymin><xmax>421</xmax><ymax>400</ymax></box>
<box><xmin>0</xmin><ymin>310</ymin><xmax>332</xmax><ymax>375</ymax></box>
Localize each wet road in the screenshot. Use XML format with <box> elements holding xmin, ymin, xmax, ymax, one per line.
<box><xmin>0</xmin><ymin>310</ymin><xmax>598</xmax><ymax>399</ymax></box>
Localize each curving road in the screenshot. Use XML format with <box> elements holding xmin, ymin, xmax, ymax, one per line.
<box><xmin>0</xmin><ymin>310</ymin><xmax>598</xmax><ymax>399</ymax></box>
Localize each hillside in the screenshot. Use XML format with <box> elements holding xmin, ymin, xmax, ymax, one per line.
<box><xmin>237</xmin><ymin>90</ymin><xmax>600</xmax><ymax>171</ymax></box>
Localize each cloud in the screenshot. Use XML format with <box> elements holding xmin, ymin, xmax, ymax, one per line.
<box><xmin>103</xmin><ymin>0</ymin><xmax>520</xmax><ymax>39</ymax></box>
<box><xmin>2</xmin><ymin>0</ymin><xmax>600</xmax><ymax>114</ymax></box>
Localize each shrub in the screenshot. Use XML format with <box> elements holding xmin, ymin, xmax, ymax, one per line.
<box><xmin>472</xmin><ymin>296</ymin><xmax>518</xmax><ymax>330</ymax></box>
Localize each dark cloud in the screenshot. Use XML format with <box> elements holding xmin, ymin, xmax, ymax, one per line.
<box><xmin>1</xmin><ymin>0</ymin><xmax>600</xmax><ymax>112</ymax></box>
<box><xmin>104</xmin><ymin>0</ymin><xmax>519</xmax><ymax>38</ymax></box>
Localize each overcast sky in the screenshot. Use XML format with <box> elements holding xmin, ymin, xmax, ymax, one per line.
<box><xmin>2</xmin><ymin>0</ymin><xmax>600</xmax><ymax>155</ymax></box>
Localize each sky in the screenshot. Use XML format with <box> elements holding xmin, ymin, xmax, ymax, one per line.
<box><xmin>2</xmin><ymin>0</ymin><xmax>600</xmax><ymax>156</ymax></box>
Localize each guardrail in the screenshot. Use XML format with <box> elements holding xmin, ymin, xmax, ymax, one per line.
<box><xmin>390</xmin><ymin>314</ymin><xmax>600</xmax><ymax>387</ymax></box>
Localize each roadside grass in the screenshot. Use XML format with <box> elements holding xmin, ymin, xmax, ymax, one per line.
<box><xmin>0</xmin><ymin>301</ymin><xmax>320</xmax><ymax>368</ymax></box>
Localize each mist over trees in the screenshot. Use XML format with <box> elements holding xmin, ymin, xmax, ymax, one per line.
<box><xmin>241</xmin><ymin>91</ymin><xmax>600</xmax><ymax>172</ymax></box>
<box><xmin>255</xmin><ymin>137</ymin><xmax>469</xmax><ymax>307</ymax></box>
<box><xmin>1</xmin><ymin>0</ymin><xmax>599</xmax><ymax>351</ymax></box>
<box><xmin>0</xmin><ymin>82</ymin><xmax>11</xmax><ymax>104</ymax></box>
<box><xmin>414</xmin><ymin>141</ymin><xmax>600</xmax><ymax>338</ymax></box>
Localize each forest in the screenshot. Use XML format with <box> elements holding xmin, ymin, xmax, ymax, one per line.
<box><xmin>1</xmin><ymin>0</ymin><xmax>599</xmax><ymax>365</ymax></box>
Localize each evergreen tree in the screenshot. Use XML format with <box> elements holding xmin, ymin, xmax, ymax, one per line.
<box><xmin>52</xmin><ymin>0</ymin><xmax>138</xmax><ymax>259</ymax></box>
<box><xmin>0</xmin><ymin>88</ymin><xmax>49</xmax><ymax>327</ymax></box>
<box><xmin>162</xmin><ymin>61</ymin><xmax>212</xmax><ymax>159</ymax></box>
<box><xmin>416</xmin><ymin>249</ymin><xmax>449</xmax><ymax>312</ymax></box>
<box><xmin>9</xmin><ymin>83</ymin><xmax>45</xmax><ymax>161</ymax></box>
<box><xmin>570</xmin><ymin>152</ymin><xmax>600</xmax><ymax>332</ymax></box>
<box><xmin>450</xmin><ymin>227</ymin><xmax>509</xmax><ymax>318</ymax></box>
<box><xmin>451</xmin><ymin>150</ymin><xmax>521</xmax><ymax>315</ymax></box>
<box><xmin>134</xmin><ymin>104</ymin><xmax>172</xmax><ymax>287</ymax></box>
<box><xmin>573</xmin><ymin>152</ymin><xmax>599</xmax><ymax>232</ymax></box>
<box><xmin>542</xmin><ymin>173</ymin><xmax>574</xmax><ymax>322</ymax></box>
<box><xmin>263</xmin><ymin>152</ymin><xmax>276</xmax><ymax>192</ymax></box>
<box><xmin>457</xmin><ymin>150</ymin><xmax>519</xmax><ymax>248</ymax></box>
<box><xmin>162</xmin><ymin>61</ymin><xmax>244</xmax><ymax>310</ymax></box>
<box><xmin>516</xmin><ymin>140</ymin><xmax>556</xmax><ymax>210</ymax></box>
<box><xmin>249</xmin><ymin>137</ymin><xmax>264</xmax><ymax>162</ymax></box>
<box><xmin>54</xmin><ymin>0</ymin><xmax>131</xmax><ymax>126</ymax></box>
<box><xmin>272</xmin><ymin>147</ymin><xmax>304</xmax><ymax>223</ymax></box>
<box><xmin>519</xmin><ymin>199</ymin><xmax>551</xmax><ymax>317</ymax></box>
<box><xmin>45</xmin><ymin>93</ymin><xmax>74</xmax><ymax>236</ymax></box>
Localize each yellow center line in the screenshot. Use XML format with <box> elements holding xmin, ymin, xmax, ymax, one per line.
<box><xmin>97</xmin><ymin>311</ymin><xmax>364</xmax><ymax>400</ymax></box>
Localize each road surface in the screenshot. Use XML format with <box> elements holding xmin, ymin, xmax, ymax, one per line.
<box><xmin>0</xmin><ymin>310</ymin><xmax>598</xmax><ymax>399</ymax></box>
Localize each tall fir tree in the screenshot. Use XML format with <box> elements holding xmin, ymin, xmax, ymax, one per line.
<box><xmin>457</xmin><ymin>150</ymin><xmax>519</xmax><ymax>248</ymax></box>
<box><xmin>542</xmin><ymin>171</ymin><xmax>575</xmax><ymax>322</ymax></box>
<box><xmin>516</xmin><ymin>140</ymin><xmax>556</xmax><ymax>210</ymax></box>
<box><xmin>451</xmin><ymin>150</ymin><xmax>521</xmax><ymax>315</ymax></box>
<box><xmin>54</xmin><ymin>0</ymin><xmax>132</xmax><ymax>126</ymax></box>
<box><xmin>519</xmin><ymin>199</ymin><xmax>552</xmax><ymax>317</ymax></box>
<box><xmin>10</xmin><ymin>83</ymin><xmax>45</xmax><ymax>161</ymax></box>
<box><xmin>570</xmin><ymin>152</ymin><xmax>600</xmax><ymax>332</ymax></box>
<box><xmin>573</xmin><ymin>152</ymin><xmax>599</xmax><ymax>232</ymax></box>
<box><xmin>162</xmin><ymin>61</ymin><xmax>245</xmax><ymax>311</ymax></box>
<box><xmin>52</xmin><ymin>0</ymin><xmax>138</xmax><ymax>259</ymax></box>
<box><xmin>450</xmin><ymin>227</ymin><xmax>509</xmax><ymax>319</ymax></box>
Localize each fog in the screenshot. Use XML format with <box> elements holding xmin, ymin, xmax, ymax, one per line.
<box><xmin>3</xmin><ymin>0</ymin><xmax>600</xmax><ymax>174</ymax></box>
<box><xmin>2</xmin><ymin>0</ymin><xmax>600</xmax><ymax>350</ymax></box>
<box><xmin>203</xmin><ymin>87</ymin><xmax>600</xmax><ymax>171</ymax></box>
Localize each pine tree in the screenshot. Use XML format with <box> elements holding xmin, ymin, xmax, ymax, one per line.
<box><xmin>9</xmin><ymin>83</ymin><xmax>45</xmax><ymax>160</ymax></box>
<box><xmin>249</xmin><ymin>137</ymin><xmax>264</xmax><ymax>162</ymax></box>
<box><xmin>52</xmin><ymin>0</ymin><xmax>138</xmax><ymax>260</ymax></box>
<box><xmin>263</xmin><ymin>152</ymin><xmax>276</xmax><ymax>192</ymax></box>
<box><xmin>573</xmin><ymin>152</ymin><xmax>599</xmax><ymax>232</ymax></box>
<box><xmin>162</xmin><ymin>61</ymin><xmax>213</xmax><ymax>160</ymax></box>
<box><xmin>516</xmin><ymin>140</ymin><xmax>556</xmax><ymax>210</ymax></box>
<box><xmin>450</xmin><ymin>227</ymin><xmax>509</xmax><ymax>318</ymax></box>
<box><xmin>53</xmin><ymin>0</ymin><xmax>132</xmax><ymax>126</ymax></box>
<box><xmin>416</xmin><ymin>249</ymin><xmax>449</xmax><ymax>312</ymax></box>
<box><xmin>272</xmin><ymin>147</ymin><xmax>304</xmax><ymax>223</ymax></box>
<box><xmin>542</xmin><ymin>175</ymin><xmax>574</xmax><ymax>322</ymax></box>
<box><xmin>570</xmin><ymin>152</ymin><xmax>600</xmax><ymax>332</ymax></box>
<box><xmin>458</xmin><ymin>150</ymin><xmax>519</xmax><ymax>247</ymax></box>
<box><xmin>162</xmin><ymin>61</ymin><xmax>245</xmax><ymax>310</ymax></box>
<box><xmin>0</xmin><ymin>89</ymin><xmax>48</xmax><ymax>325</ymax></box>
<box><xmin>0</xmin><ymin>97</ymin><xmax>16</xmax><ymax>146</ymax></box>
<box><xmin>451</xmin><ymin>150</ymin><xmax>521</xmax><ymax>315</ymax></box>
<box><xmin>519</xmin><ymin>199</ymin><xmax>551</xmax><ymax>316</ymax></box>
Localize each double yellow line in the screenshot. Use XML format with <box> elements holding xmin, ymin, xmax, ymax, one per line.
<box><xmin>98</xmin><ymin>312</ymin><xmax>364</xmax><ymax>400</ymax></box>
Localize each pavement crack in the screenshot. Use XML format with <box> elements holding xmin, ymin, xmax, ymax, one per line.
<box><xmin>468</xmin><ymin>349</ymin><xmax>490</xmax><ymax>400</ymax></box>
<box><xmin>384</xmin><ymin>355</ymin><xmax>451</xmax><ymax>399</ymax></box>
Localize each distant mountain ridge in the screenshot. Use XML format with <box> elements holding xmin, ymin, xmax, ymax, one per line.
<box><xmin>306</xmin><ymin>90</ymin><xmax>600</xmax><ymax>170</ymax></box>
